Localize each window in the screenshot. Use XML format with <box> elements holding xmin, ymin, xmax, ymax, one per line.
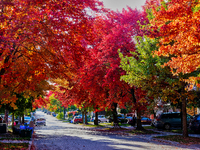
<box><xmin>171</xmin><ymin>113</ymin><xmax>180</xmax><ymax>118</ymax></box>
<box><xmin>161</xmin><ymin>114</ymin><xmax>169</xmax><ymax>119</ymax></box>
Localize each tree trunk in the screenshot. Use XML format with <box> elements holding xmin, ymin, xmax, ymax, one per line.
<box><xmin>18</xmin><ymin>116</ymin><xmax>21</xmax><ymax>124</ymax></box>
<box><xmin>94</xmin><ymin>112</ymin><xmax>98</xmax><ymax>125</ymax></box>
<box><xmin>112</xmin><ymin>103</ymin><xmax>120</xmax><ymax>128</ymax></box>
<box><xmin>130</xmin><ymin>88</ymin><xmax>143</xmax><ymax>130</ymax></box>
<box><xmin>182</xmin><ymin>98</ymin><xmax>188</xmax><ymax>137</ymax></box>
<box><xmin>180</xmin><ymin>102</ymin><xmax>182</xmax><ymax>130</ymax></box>
<box><xmin>82</xmin><ymin>111</ymin><xmax>84</xmax><ymax>123</ymax></box>
<box><xmin>136</xmin><ymin>110</ymin><xmax>144</xmax><ymax>130</ymax></box>
<box><xmin>63</xmin><ymin>107</ymin><xmax>66</xmax><ymax>120</ymax></box>
<box><xmin>22</xmin><ymin>113</ymin><xmax>24</xmax><ymax>124</ymax></box>
<box><xmin>4</xmin><ymin>106</ymin><xmax>9</xmax><ymax>125</ymax></box>
<box><xmin>84</xmin><ymin>112</ymin><xmax>88</xmax><ymax>124</ymax></box>
<box><xmin>12</xmin><ymin>112</ymin><xmax>14</xmax><ymax>132</ymax></box>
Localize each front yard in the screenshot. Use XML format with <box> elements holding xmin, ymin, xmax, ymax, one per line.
<box><xmin>154</xmin><ymin>135</ymin><xmax>200</xmax><ymax>145</ymax></box>
<box><xmin>0</xmin><ymin>142</ymin><xmax>29</xmax><ymax>150</ymax></box>
<box><xmin>0</xmin><ymin>126</ymin><xmax>32</xmax><ymax>150</ymax></box>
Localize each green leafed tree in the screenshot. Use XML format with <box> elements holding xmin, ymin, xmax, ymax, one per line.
<box><xmin>119</xmin><ymin>36</ymin><xmax>197</xmax><ymax>136</ymax></box>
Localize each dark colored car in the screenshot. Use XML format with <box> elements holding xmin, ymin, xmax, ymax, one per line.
<box><xmin>128</xmin><ymin>117</ymin><xmax>151</xmax><ymax>126</ymax></box>
<box><xmin>189</xmin><ymin>114</ymin><xmax>200</xmax><ymax>133</ymax></box>
<box><xmin>35</xmin><ymin>118</ymin><xmax>46</xmax><ymax>126</ymax></box>
<box><xmin>47</xmin><ymin>111</ymin><xmax>51</xmax><ymax>115</ymax></box>
<box><xmin>31</xmin><ymin>116</ymin><xmax>36</xmax><ymax>123</ymax></box>
<box><xmin>141</xmin><ymin>117</ymin><xmax>152</xmax><ymax>125</ymax></box>
<box><xmin>154</xmin><ymin>112</ymin><xmax>192</xmax><ymax>130</ymax></box>
<box><xmin>107</xmin><ymin>116</ymin><xmax>113</xmax><ymax>123</ymax></box>
<box><xmin>52</xmin><ymin>112</ymin><xmax>56</xmax><ymax>117</ymax></box>
<box><xmin>107</xmin><ymin>115</ymin><xmax>131</xmax><ymax>123</ymax></box>
<box><xmin>117</xmin><ymin>114</ymin><xmax>128</xmax><ymax>123</ymax></box>
<box><xmin>0</xmin><ymin>116</ymin><xmax>2</xmax><ymax>123</ymax></box>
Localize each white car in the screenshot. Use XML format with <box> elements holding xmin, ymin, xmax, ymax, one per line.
<box><xmin>95</xmin><ymin>115</ymin><xmax>108</xmax><ymax>123</ymax></box>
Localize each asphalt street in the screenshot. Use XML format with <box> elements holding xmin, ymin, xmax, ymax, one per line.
<box><xmin>33</xmin><ymin>111</ymin><xmax>200</xmax><ymax>150</ymax></box>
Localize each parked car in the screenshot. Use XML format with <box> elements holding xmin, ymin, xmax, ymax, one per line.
<box><xmin>128</xmin><ymin>116</ymin><xmax>151</xmax><ymax>126</ymax></box>
<box><xmin>51</xmin><ymin>112</ymin><xmax>56</xmax><ymax>117</ymax></box>
<box><xmin>47</xmin><ymin>111</ymin><xmax>51</xmax><ymax>115</ymax></box>
<box><xmin>189</xmin><ymin>114</ymin><xmax>200</xmax><ymax>133</ymax></box>
<box><xmin>90</xmin><ymin>117</ymin><xmax>95</xmax><ymax>122</ymax></box>
<box><xmin>0</xmin><ymin>116</ymin><xmax>2</xmax><ymax>123</ymax></box>
<box><xmin>106</xmin><ymin>114</ymin><xmax>131</xmax><ymax>123</ymax></box>
<box><xmin>35</xmin><ymin>118</ymin><xmax>46</xmax><ymax>126</ymax></box>
<box><xmin>107</xmin><ymin>116</ymin><xmax>113</xmax><ymax>123</ymax></box>
<box><xmin>72</xmin><ymin>116</ymin><xmax>82</xmax><ymax>124</ymax></box>
<box><xmin>117</xmin><ymin>114</ymin><xmax>128</xmax><ymax>123</ymax></box>
<box><xmin>31</xmin><ymin>116</ymin><xmax>36</xmax><ymax>123</ymax></box>
<box><xmin>126</xmin><ymin>116</ymin><xmax>133</xmax><ymax>123</ymax></box>
<box><xmin>141</xmin><ymin>117</ymin><xmax>152</xmax><ymax>125</ymax></box>
<box><xmin>91</xmin><ymin>115</ymin><xmax>108</xmax><ymax>123</ymax></box>
<box><xmin>24</xmin><ymin>116</ymin><xmax>32</xmax><ymax>124</ymax></box>
<box><xmin>153</xmin><ymin>112</ymin><xmax>192</xmax><ymax>130</ymax></box>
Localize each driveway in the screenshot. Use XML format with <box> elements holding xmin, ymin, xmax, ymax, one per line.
<box><xmin>33</xmin><ymin>111</ymin><xmax>200</xmax><ymax>150</ymax></box>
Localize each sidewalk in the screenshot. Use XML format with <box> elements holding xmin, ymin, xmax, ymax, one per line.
<box><xmin>123</xmin><ymin>126</ymin><xmax>200</xmax><ymax>149</ymax></box>
<box><xmin>86</xmin><ymin>125</ymin><xmax>200</xmax><ymax>149</ymax></box>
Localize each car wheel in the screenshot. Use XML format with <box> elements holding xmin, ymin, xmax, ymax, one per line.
<box><xmin>164</xmin><ymin>123</ymin><xmax>171</xmax><ymax>130</ymax></box>
<box><xmin>98</xmin><ymin>120</ymin><xmax>101</xmax><ymax>123</ymax></box>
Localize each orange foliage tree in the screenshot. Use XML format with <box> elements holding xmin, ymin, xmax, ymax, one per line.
<box><xmin>0</xmin><ymin>0</ymin><xmax>104</xmax><ymax>108</ymax></box>
<box><xmin>144</xmin><ymin>0</ymin><xmax>200</xmax><ymax>137</ymax></box>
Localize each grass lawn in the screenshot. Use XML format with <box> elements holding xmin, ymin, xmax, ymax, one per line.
<box><xmin>154</xmin><ymin>135</ymin><xmax>200</xmax><ymax>145</ymax></box>
<box><xmin>162</xmin><ymin>129</ymin><xmax>196</xmax><ymax>134</ymax></box>
<box><xmin>143</xmin><ymin>126</ymin><xmax>155</xmax><ymax>129</ymax></box>
<box><xmin>83</xmin><ymin>123</ymin><xmax>105</xmax><ymax>128</ymax></box>
<box><xmin>118</xmin><ymin>123</ymin><xmax>131</xmax><ymax>127</ymax></box>
<box><xmin>62</xmin><ymin>120</ymin><xmax>69</xmax><ymax>123</ymax></box>
<box><xmin>0</xmin><ymin>142</ymin><xmax>29</xmax><ymax>150</ymax></box>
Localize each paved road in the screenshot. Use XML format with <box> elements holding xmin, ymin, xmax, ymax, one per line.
<box><xmin>33</xmin><ymin>111</ymin><xmax>200</xmax><ymax>150</ymax></box>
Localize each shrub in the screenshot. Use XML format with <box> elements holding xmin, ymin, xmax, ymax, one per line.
<box><xmin>56</xmin><ymin>112</ymin><xmax>64</xmax><ymax>120</ymax></box>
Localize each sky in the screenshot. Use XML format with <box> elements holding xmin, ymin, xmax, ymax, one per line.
<box><xmin>100</xmin><ymin>0</ymin><xmax>147</xmax><ymax>12</ymax></box>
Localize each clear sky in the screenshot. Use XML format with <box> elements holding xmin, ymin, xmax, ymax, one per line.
<box><xmin>100</xmin><ymin>0</ymin><xmax>147</xmax><ymax>12</ymax></box>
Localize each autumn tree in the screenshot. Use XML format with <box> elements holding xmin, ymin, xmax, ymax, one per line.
<box><xmin>77</xmin><ymin>8</ymin><xmax>149</xmax><ymax>128</ymax></box>
<box><xmin>142</xmin><ymin>0</ymin><xmax>200</xmax><ymax>137</ymax></box>
<box><xmin>0</xmin><ymin>0</ymin><xmax>104</xmax><ymax>114</ymax></box>
<box><xmin>46</xmin><ymin>6</ymin><xmax>149</xmax><ymax>128</ymax></box>
<box><xmin>120</xmin><ymin>36</ymin><xmax>197</xmax><ymax>132</ymax></box>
